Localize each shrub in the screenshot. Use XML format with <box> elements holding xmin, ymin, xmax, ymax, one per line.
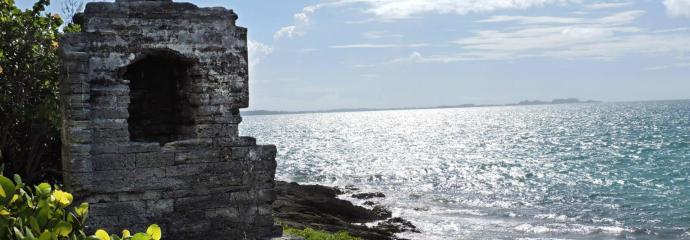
<box><xmin>0</xmin><ymin>0</ymin><xmax>63</xmax><ymax>184</ymax></box>
<box><xmin>0</xmin><ymin>171</ymin><xmax>161</xmax><ymax>240</ymax></box>
<box><xmin>283</xmin><ymin>227</ymin><xmax>362</xmax><ymax>240</ymax></box>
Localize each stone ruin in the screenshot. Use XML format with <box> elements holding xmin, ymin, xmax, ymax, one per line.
<box><xmin>57</xmin><ymin>0</ymin><xmax>278</xmax><ymax>239</ymax></box>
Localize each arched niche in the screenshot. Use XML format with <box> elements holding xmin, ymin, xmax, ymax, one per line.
<box><xmin>122</xmin><ymin>50</ymin><xmax>195</xmax><ymax>145</ymax></box>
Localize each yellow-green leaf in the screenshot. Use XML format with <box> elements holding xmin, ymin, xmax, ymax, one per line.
<box><xmin>0</xmin><ymin>176</ymin><xmax>15</xmax><ymax>199</ymax></box>
<box><xmin>38</xmin><ymin>230</ymin><xmax>51</xmax><ymax>240</ymax></box>
<box><xmin>37</xmin><ymin>207</ymin><xmax>50</xmax><ymax>226</ymax></box>
<box><xmin>55</xmin><ymin>221</ymin><xmax>72</xmax><ymax>237</ymax></box>
<box><xmin>122</xmin><ymin>229</ymin><xmax>131</xmax><ymax>238</ymax></box>
<box><xmin>131</xmin><ymin>233</ymin><xmax>150</xmax><ymax>240</ymax></box>
<box><xmin>76</xmin><ymin>202</ymin><xmax>89</xmax><ymax>217</ymax></box>
<box><xmin>95</xmin><ymin>229</ymin><xmax>111</xmax><ymax>240</ymax></box>
<box><xmin>36</xmin><ymin>183</ymin><xmax>51</xmax><ymax>197</ymax></box>
<box><xmin>146</xmin><ymin>224</ymin><xmax>161</xmax><ymax>240</ymax></box>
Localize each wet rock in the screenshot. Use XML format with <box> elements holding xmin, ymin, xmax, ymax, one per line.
<box><xmin>274</xmin><ymin>181</ymin><xmax>419</xmax><ymax>240</ymax></box>
<box><xmin>352</xmin><ymin>192</ymin><xmax>386</xmax><ymax>199</ymax></box>
<box><xmin>371</xmin><ymin>205</ymin><xmax>393</xmax><ymax>219</ymax></box>
<box><xmin>344</xmin><ymin>185</ymin><xmax>360</xmax><ymax>192</ymax></box>
<box><xmin>376</xmin><ymin>217</ymin><xmax>420</xmax><ymax>234</ymax></box>
<box><xmin>363</xmin><ymin>201</ymin><xmax>376</xmax><ymax>206</ymax></box>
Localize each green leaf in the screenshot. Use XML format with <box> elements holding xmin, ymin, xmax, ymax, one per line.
<box><xmin>36</xmin><ymin>183</ymin><xmax>51</xmax><ymax>197</ymax></box>
<box><xmin>13</xmin><ymin>227</ymin><xmax>24</xmax><ymax>238</ymax></box>
<box><xmin>94</xmin><ymin>229</ymin><xmax>111</xmax><ymax>240</ymax></box>
<box><xmin>75</xmin><ymin>202</ymin><xmax>89</xmax><ymax>217</ymax></box>
<box><xmin>28</xmin><ymin>216</ymin><xmax>40</xmax><ymax>235</ymax></box>
<box><xmin>24</xmin><ymin>226</ymin><xmax>35</xmax><ymax>238</ymax></box>
<box><xmin>37</xmin><ymin>207</ymin><xmax>50</xmax><ymax>226</ymax></box>
<box><xmin>145</xmin><ymin>224</ymin><xmax>161</xmax><ymax>240</ymax></box>
<box><xmin>55</xmin><ymin>220</ymin><xmax>72</xmax><ymax>237</ymax></box>
<box><xmin>13</xmin><ymin>174</ymin><xmax>23</xmax><ymax>186</ymax></box>
<box><xmin>0</xmin><ymin>176</ymin><xmax>16</xmax><ymax>200</ymax></box>
<box><xmin>38</xmin><ymin>231</ymin><xmax>51</xmax><ymax>240</ymax></box>
<box><xmin>131</xmin><ymin>233</ymin><xmax>151</xmax><ymax>240</ymax></box>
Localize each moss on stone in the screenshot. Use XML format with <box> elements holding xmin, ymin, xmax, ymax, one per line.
<box><xmin>283</xmin><ymin>227</ymin><xmax>362</xmax><ymax>240</ymax></box>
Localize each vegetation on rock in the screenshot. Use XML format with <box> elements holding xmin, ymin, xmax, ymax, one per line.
<box><xmin>284</xmin><ymin>227</ymin><xmax>362</xmax><ymax>240</ymax></box>
<box><xmin>274</xmin><ymin>181</ymin><xmax>418</xmax><ymax>240</ymax></box>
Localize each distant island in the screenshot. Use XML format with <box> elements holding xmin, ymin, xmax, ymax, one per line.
<box><xmin>516</xmin><ymin>98</ymin><xmax>601</xmax><ymax>106</ymax></box>
<box><xmin>242</xmin><ymin>98</ymin><xmax>602</xmax><ymax>116</ymax></box>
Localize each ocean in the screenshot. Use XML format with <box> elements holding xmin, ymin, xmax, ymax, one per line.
<box><xmin>240</xmin><ymin>100</ymin><xmax>690</xmax><ymax>240</ymax></box>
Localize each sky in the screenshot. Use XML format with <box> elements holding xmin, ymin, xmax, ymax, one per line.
<box><xmin>18</xmin><ymin>0</ymin><xmax>690</xmax><ymax>111</ymax></box>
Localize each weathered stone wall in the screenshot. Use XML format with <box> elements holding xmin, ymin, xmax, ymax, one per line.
<box><xmin>58</xmin><ymin>0</ymin><xmax>278</xmax><ymax>239</ymax></box>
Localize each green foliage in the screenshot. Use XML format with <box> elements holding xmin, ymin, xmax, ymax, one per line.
<box><xmin>62</xmin><ymin>22</ymin><xmax>81</xmax><ymax>33</ymax></box>
<box><xmin>0</xmin><ymin>0</ymin><xmax>64</xmax><ymax>183</ymax></box>
<box><xmin>284</xmin><ymin>227</ymin><xmax>362</xmax><ymax>240</ymax></box>
<box><xmin>0</xmin><ymin>172</ymin><xmax>162</xmax><ymax>240</ymax></box>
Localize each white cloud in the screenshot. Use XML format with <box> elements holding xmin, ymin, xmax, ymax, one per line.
<box><xmin>653</xmin><ymin>27</ymin><xmax>690</xmax><ymax>33</ymax></box>
<box><xmin>391</xmin><ymin>51</ymin><xmax>515</xmax><ymax>63</ymax></box>
<box><xmin>596</xmin><ymin>10</ymin><xmax>645</xmax><ymax>24</ymax></box>
<box><xmin>274</xmin><ymin>26</ymin><xmax>302</xmax><ymax>40</ymax></box>
<box><xmin>477</xmin><ymin>10</ymin><xmax>643</xmax><ymax>25</ymax></box>
<box><xmin>355</xmin><ymin>0</ymin><xmax>581</xmax><ymax>20</ymax></box>
<box><xmin>275</xmin><ymin>2</ymin><xmax>350</xmax><ymax>40</ymax></box>
<box><xmin>539</xmin><ymin>34</ymin><xmax>690</xmax><ymax>59</ymax></box>
<box><xmin>392</xmin><ymin>51</ymin><xmax>426</xmax><ymax>63</ymax></box>
<box><xmin>330</xmin><ymin>43</ymin><xmax>428</xmax><ymax>49</ymax></box>
<box><xmin>585</xmin><ymin>2</ymin><xmax>632</xmax><ymax>9</ymax></box>
<box><xmin>457</xmin><ymin>11</ymin><xmax>643</xmax><ymax>52</ymax></box>
<box><xmin>294</xmin><ymin>12</ymin><xmax>310</xmax><ymax>23</ymax></box>
<box><xmin>454</xmin><ymin>26</ymin><xmax>636</xmax><ymax>52</ymax></box>
<box><xmin>664</xmin><ymin>0</ymin><xmax>690</xmax><ymax>17</ymax></box>
<box><xmin>391</xmin><ymin>10</ymin><xmax>690</xmax><ymax>63</ymax></box>
<box><xmin>248</xmin><ymin>40</ymin><xmax>273</xmax><ymax>68</ymax></box>
<box><xmin>477</xmin><ymin>15</ymin><xmax>584</xmax><ymax>24</ymax></box>
<box><xmin>646</xmin><ymin>62</ymin><xmax>690</xmax><ymax>71</ymax></box>
<box><xmin>362</xmin><ymin>31</ymin><xmax>404</xmax><ymax>39</ymax></box>
<box><xmin>293</xmin><ymin>4</ymin><xmax>321</xmax><ymax>23</ymax></box>
<box><xmin>280</xmin><ymin>0</ymin><xmax>583</xmax><ymax>39</ymax></box>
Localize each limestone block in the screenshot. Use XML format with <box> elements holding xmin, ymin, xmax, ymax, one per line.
<box><xmin>135</xmin><ymin>152</ymin><xmax>174</xmax><ymax>168</ymax></box>
<box><xmin>93</xmin><ymin>153</ymin><xmax>135</xmax><ymax>170</ymax></box>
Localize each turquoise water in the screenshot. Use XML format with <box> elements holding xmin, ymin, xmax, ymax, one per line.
<box><xmin>240</xmin><ymin>101</ymin><xmax>690</xmax><ymax>239</ymax></box>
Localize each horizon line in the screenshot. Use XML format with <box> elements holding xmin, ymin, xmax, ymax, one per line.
<box><xmin>242</xmin><ymin>98</ymin><xmax>690</xmax><ymax>116</ymax></box>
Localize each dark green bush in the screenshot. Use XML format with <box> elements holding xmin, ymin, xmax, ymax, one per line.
<box><xmin>0</xmin><ymin>171</ymin><xmax>161</xmax><ymax>240</ymax></box>
<box><xmin>0</xmin><ymin>0</ymin><xmax>63</xmax><ymax>184</ymax></box>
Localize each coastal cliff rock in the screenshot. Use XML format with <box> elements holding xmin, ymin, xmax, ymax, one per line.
<box><xmin>273</xmin><ymin>181</ymin><xmax>418</xmax><ymax>240</ymax></box>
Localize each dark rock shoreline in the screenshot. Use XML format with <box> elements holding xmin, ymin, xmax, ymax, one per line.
<box><xmin>273</xmin><ymin>181</ymin><xmax>419</xmax><ymax>240</ymax></box>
